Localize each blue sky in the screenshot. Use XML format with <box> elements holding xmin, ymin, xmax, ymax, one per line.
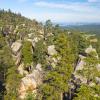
<box><xmin>0</xmin><ymin>0</ymin><xmax>100</xmax><ymax>23</ymax></box>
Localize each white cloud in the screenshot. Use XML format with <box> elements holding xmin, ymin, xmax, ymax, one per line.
<box><xmin>32</xmin><ymin>1</ymin><xmax>100</xmax><ymax>23</ymax></box>
<box><xmin>14</xmin><ymin>1</ymin><xmax>100</xmax><ymax>23</ymax></box>
<box><xmin>34</xmin><ymin>1</ymin><xmax>99</xmax><ymax>13</ymax></box>
<box><xmin>23</xmin><ymin>11</ymin><xmax>100</xmax><ymax>23</ymax></box>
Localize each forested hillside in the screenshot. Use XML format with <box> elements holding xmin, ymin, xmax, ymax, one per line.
<box><xmin>64</xmin><ymin>24</ymin><xmax>100</xmax><ymax>36</ymax></box>
<box><xmin>0</xmin><ymin>10</ymin><xmax>100</xmax><ymax>100</ymax></box>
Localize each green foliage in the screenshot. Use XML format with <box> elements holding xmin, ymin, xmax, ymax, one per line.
<box><xmin>26</xmin><ymin>92</ymin><xmax>35</xmax><ymax>100</ymax></box>
<box><xmin>74</xmin><ymin>85</ymin><xmax>99</xmax><ymax>100</ymax></box>
<box><xmin>74</xmin><ymin>51</ymin><xmax>100</xmax><ymax>100</ymax></box>
<box><xmin>0</xmin><ymin>34</ymin><xmax>6</xmax><ymax>48</ymax></box>
<box><xmin>78</xmin><ymin>34</ymin><xmax>89</xmax><ymax>54</ymax></box>
<box><xmin>39</xmin><ymin>84</ymin><xmax>61</xmax><ymax>100</ymax></box>
<box><xmin>4</xmin><ymin>67</ymin><xmax>22</xmax><ymax>100</ymax></box>
<box><xmin>33</xmin><ymin>39</ymin><xmax>46</xmax><ymax>65</ymax></box>
<box><xmin>44</xmin><ymin>20</ymin><xmax>53</xmax><ymax>39</ymax></box>
<box><xmin>77</xmin><ymin>51</ymin><xmax>99</xmax><ymax>84</ymax></box>
<box><xmin>93</xmin><ymin>38</ymin><xmax>100</xmax><ymax>59</ymax></box>
<box><xmin>39</xmin><ymin>32</ymin><xmax>78</xmax><ymax>99</ymax></box>
<box><xmin>22</xmin><ymin>41</ymin><xmax>33</xmax><ymax>66</ymax></box>
<box><xmin>0</xmin><ymin>34</ymin><xmax>17</xmax><ymax>99</ymax></box>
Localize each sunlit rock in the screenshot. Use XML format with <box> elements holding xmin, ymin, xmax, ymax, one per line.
<box><xmin>85</xmin><ymin>45</ymin><xmax>96</xmax><ymax>54</ymax></box>
<box><xmin>74</xmin><ymin>55</ymin><xmax>86</xmax><ymax>73</ymax></box>
<box><xmin>19</xmin><ymin>75</ymin><xmax>37</xmax><ymax>99</ymax></box>
<box><xmin>19</xmin><ymin>63</ymin><xmax>43</xmax><ymax>99</ymax></box>
<box><xmin>48</xmin><ymin>45</ymin><xmax>57</xmax><ymax>56</ymax></box>
<box><xmin>11</xmin><ymin>41</ymin><xmax>22</xmax><ymax>55</ymax></box>
<box><xmin>17</xmin><ymin>63</ymin><xmax>28</xmax><ymax>76</ymax></box>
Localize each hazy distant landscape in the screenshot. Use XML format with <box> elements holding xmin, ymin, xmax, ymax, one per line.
<box><xmin>61</xmin><ymin>24</ymin><xmax>100</xmax><ymax>36</ymax></box>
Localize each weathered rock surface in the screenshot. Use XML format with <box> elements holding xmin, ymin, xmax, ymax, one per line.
<box><xmin>74</xmin><ymin>55</ymin><xmax>87</xmax><ymax>84</ymax></box>
<box><xmin>19</xmin><ymin>75</ymin><xmax>37</xmax><ymax>99</ymax></box>
<box><xmin>19</xmin><ymin>63</ymin><xmax>43</xmax><ymax>99</ymax></box>
<box><xmin>85</xmin><ymin>45</ymin><xmax>98</xmax><ymax>59</ymax></box>
<box><xmin>11</xmin><ymin>41</ymin><xmax>22</xmax><ymax>65</ymax></box>
<box><xmin>12</xmin><ymin>51</ymin><xmax>22</xmax><ymax>65</ymax></box>
<box><xmin>95</xmin><ymin>77</ymin><xmax>100</xmax><ymax>84</ymax></box>
<box><xmin>74</xmin><ymin>45</ymin><xmax>100</xmax><ymax>84</ymax></box>
<box><xmin>48</xmin><ymin>45</ymin><xmax>57</xmax><ymax>56</ymax></box>
<box><xmin>18</xmin><ymin>63</ymin><xmax>29</xmax><ymax>76</ymax></box>
<box><xmin>11</xmin><ymin>41</ymin><xmax>22</xmax><ymax>55</ymax></box>
<box><xmin>74</xmin><ymin>55</ymin><xmax>86</xmax><ymax>73</ymax></box>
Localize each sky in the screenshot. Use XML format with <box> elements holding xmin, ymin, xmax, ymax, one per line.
<box><xmin>0</xmin><ymin>0</ymin><xmax>100</xmax><ymax>23</ymax></box>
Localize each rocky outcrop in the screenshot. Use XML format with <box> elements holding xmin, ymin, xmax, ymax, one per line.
<box><xmin>74</xmin><ymin>55</ymin><xmax>87</xmax><ymax>84</ymax></box>
<box><xmin>12</xmin><ymin>51</ymin><xmax>22</xmax><ymax>65</ymax></box>
<box><xmin>74</xmin><ymin>55</ymin><xmax>86</xmax><ymax>72</ymax></box>
<box><xmin>85</xmin><ymin>45</ymin><xmax>96</xmax><ymax>54</ymax></box>
<box><xmin>19</xmin><ymin>75</ymin><xmax>37</xmax><ymax>99</ymax></box>
<box><xmin>46</xmin><ymin>56</ymin><xmax>60</xmax><ymax>68</ymax></box>
<box><xmin>11</xmin><ymin>41</ymin><xmax>22</xmax><ymax>65</ymax></box>
<box><xmin>17</xmin><ymin>63</ymin><xmax>29</xmax><ymax>76</ymax></box>
<box><xmin>46</xmin><ymin>45</ymin><xmax>60</xmax><ymax>68</ymax></box>
<box><xmin>85</xmin><ymin>45</ymin><xmax>98</xmax><ymax>58</ymax></box>
<box><xmin>11</xmin><ymin>41</ymin><xmax>22</xmax><ymax>55</ymax></box>
<box><xmin>47</xmin><ymin>45</ymin><xmax>57</xmax><ymax>56</ymax></box>
<box><xmin>19</xmin><ymin>63</ymin><xmax>43</xmax><ymax>99</ymax></box>
<box><xmin>26</xmin><ymin>37</ymin><xmax>41</xmax><ymax>48</ymax></box>
<box><xmin>74</xmin><ymin>45</ymin><xmax>100</xmax><ymax>84</ymax></box>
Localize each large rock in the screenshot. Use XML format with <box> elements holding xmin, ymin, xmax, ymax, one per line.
<box><xmin>96</xmin><ymin>64</ymin><xmax>100</xmax><ymax>71</ymax></box>
<box><xmin>19</xmin><ymin>75</ymin><xmax>37</xmax><ymax>99</ymax></box>
<box><xmin>11</xmin><ymin>41</ymin><xmax>22</xmax><ymax>55</ymax></box>
<box><xmin>48</xmin><ymin>45</ymin><xmax>57</xmax><ymax>56</ymax></box>
<box><xmin>74</xmin><ymin>55</ymin><xmax>86</xmax><ymax>73</ymax></box>
<box><xmin>26</xmin><ymin>37</ymin><xmax>41</xmax><ymax>48</ymax></box>
<box><xmin>85</xmin><ymin>45</ymin><xmax>98</xmax><ymax>58</ymax></box>
<box><xmin>17</xmin><ymin>63</ymin><xmax>29</xmax><ymax>76</ymax></box>
<box><xmin>12</xmin><ymin>51</ymin><xmax>22</xmax><ymax>65</ymax></box>
<box><xmin>28</xmin><ymin>33</ymin><xmax>34</xmax><ymax>38</ymax></box>
<box><xmin>36</xmin><ymin>63</ymin><xmax>42</xmax><ymax>71</ymax></box>
<box><xmin>74</xmin><ymin>55</ymin><xmax>87</xmax><ymax>84</ymax></box>
<box><xmin>95</xmin><ymin>77</ymin><xmax>100</xmax><ymax>84</ymax></box>
<box><xmin>19</xmin><ymin>63</ymin><xmax>43</xmax><ymax>99</ymax></box>
<box><xmin>85</xmin><ymin>45</ymin><xmax>96</xmax><ymax>54</ymax></box>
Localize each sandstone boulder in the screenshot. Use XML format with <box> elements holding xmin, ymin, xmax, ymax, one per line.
<box><xmin>85</xmin><ymin>45</ymin><xmax>96</xmax><ymax>54</ymax></box>
<box><xmin>12</xmin><ymin>51</ymin><xmax>22</xmax><ymax>65</ymax></box>
<box><xmin>11</xmin><ymin>41</ymin><xmax>22</xmax><ymax>55</ymax></box>
<box><xmin>19</xmin><ymin>63</ymin><xmax>43</xmax><ymax>99</ymax></box>
<box><xmin>18</xmin><ymin>63</ymin><xmax>29</xmax><ymax>76</ymax></box>
<box><xmin>48</xmin><ymin>45</ymin><xmax>57</xmax><ymax>56</ymax></box>
<box><xmin>74</xmin><ymin>55</ymin><xmax>86</xmax><ymax>73</ymax></box>
<box><xmin>19</xmin><ymin>75</ymin><xmax>37</xmax><ymax>99</ymax></box>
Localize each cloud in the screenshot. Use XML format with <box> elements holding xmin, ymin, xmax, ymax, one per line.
<box><xmin>31</xmin><ymin>1</ymin><xmax>100</xmax><ymax>23</ymax></box>
<box><xmin>34</xmin><ymin>1</ymin><xmax>100</xmax><ymax>13</ymax></box>
<box><xmin>25</xmin><ymin>11</ymin><xmax>100</xmax><ymax>23</ymax></box>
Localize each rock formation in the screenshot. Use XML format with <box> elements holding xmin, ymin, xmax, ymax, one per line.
<box><xmin>47</xmin><ymin>45</ymin><xmax>57</xmax><ymax>56</ymax></box>
<box><xmin>19</xmin><ymin>63</ymin><xmax>43</xmax><ymax>99</ymax></box>
<box><xmin>11</xmin><ymin>41</ymin><xmax>22</xmax><ymax>65</ymax></box>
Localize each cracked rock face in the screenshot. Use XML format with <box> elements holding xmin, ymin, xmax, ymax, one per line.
<box><xmin>85</xmin><ymin>45</ymin><xmax>98</xmax><ymax>58</ymax></box>
<box><xmin>19</xmin><ymin>76</ymin><xmax>37</xmax><ymax>99</ymax></box>
<box><xmin>18</xmin><ymin>64</ymin><xmax>43</xmax><ymax>99</ymax></box>
<box><xmin>74</xmin><ymin>45</ymin><xmax>100</xmax><ymax>84</ymax></box>
<box><xmin>11</xmin><ymin>41</ymin><xmax>22</xmax><ymax>55</ymax></box>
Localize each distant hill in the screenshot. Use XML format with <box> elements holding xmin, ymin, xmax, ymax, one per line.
<box><xmin>61</xmin><ymin>24</ymin><xmax>100</xmax><ymax>36</ymax></box>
